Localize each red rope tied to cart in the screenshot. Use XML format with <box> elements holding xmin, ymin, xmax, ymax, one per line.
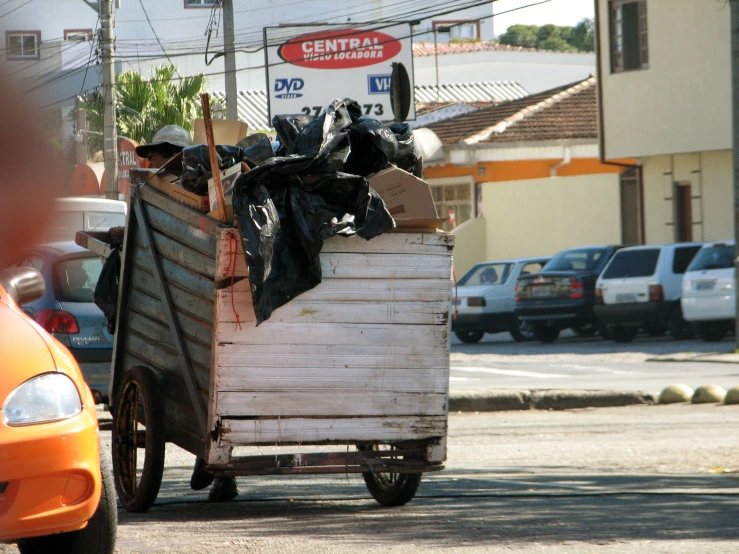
<box><xmin>227</xmin><ymin>233</ymin><xmax>242</xmax><ymax>331</ymax></box>
<box><xmin>452</xmin><ymin>267</ymin><xmax>459</xmax><ymax>321</ymax></box>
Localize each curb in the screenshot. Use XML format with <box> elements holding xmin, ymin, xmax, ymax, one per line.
<box><xmin>449</xmin><ymin>389</ymin><xmax>655</xmax><ymax>412</ymax></box>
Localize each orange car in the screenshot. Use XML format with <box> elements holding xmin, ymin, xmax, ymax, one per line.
<box><xmin>0</xmin><ymin>267</ymin><xmax>117</xmax><ymax>553</ymax></box>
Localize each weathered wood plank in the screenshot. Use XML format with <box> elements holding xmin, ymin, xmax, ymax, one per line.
<box><xmin>124</xmin><ymin>330</ymin><xmax>210</xmax><ymax>393</ymax></box>
<box><xmin>216</xmin><ymin>277</ymin><xmax>453</xmax><ymax>303</ymax></box>
<box><xmin>128</xmin><ymin>288</ymin><xmax>213</xmax><ymax>346</ymax></box>
<box><xmin>220</xmin><ymin>416</ymin><xmax>447</xmax><ymax>445</ymax></box>
<box><xmin>130</xmin><ymin>268</ymin><xmax>214</xmax><ymax>324</ymax></box>
<box><xmin>217</xmin><ymin>322</ymin><xmax>448</xmax><ymax>347</ymax></box>
<box><xmin>141</xmin><ymin>184</ymin><xmax>221</xmax><ymax>237</ymax></box>
<box><xmin>131</xmin><ymin>246</ymin><xmax>215</xmax><ymax>302</ymax></box>
<box><xmin>217</xmin><ymin>343</ymin><xmax>449</xmax><ymax>366</ymax></box>
<box><xmin>126</xmin><ymin>311</ymin><xmax>212</xmax><ymax>371</ymax></box>
<box><xmin>143</xmin><ymin>201</ymin><xmax>218</xmax><ymax>258</ymax></box>
<box><xmin>217</xmin><ymin>371</ymin><xmax>448</xmax><ymax>393</ymax></box>
<box><xmin>217</xmin><ymin>296</ymin><xmax>450</xmax><ymax>326</ymax></box>
<box><xmin>216</xmin><ymin>392</ymin><xmax>447</xmax><ymax>417</ymax></box>
<box><xmin>135</xmin><ymin>225</ymin><xmax>215</xmax><ymax>280</ymax></box>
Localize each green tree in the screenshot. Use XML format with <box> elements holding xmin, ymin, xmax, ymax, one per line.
<box><xmin>77</xmin><ymin>63</ymin><xmax>209</xmax><ymax>155</ymax></box>
<box><xmin>569</xmin><ymin>18</ymin><xmax>595</xmax><ymax>52</ymax></box>
<box><xmin>498</xmin><ymin>24</ymin><xmax>539</xmax><ymax>48</ymax></box>
<box><xmin>497</xmin><ymin>19</ymin><xmax>595</xmax><ymax>52</ymax></box>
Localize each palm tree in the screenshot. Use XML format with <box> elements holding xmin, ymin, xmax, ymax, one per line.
<box><xmin>78</xmin><ymin>63</ymin><xmax>210</xmax><ymax>155</ymax></box>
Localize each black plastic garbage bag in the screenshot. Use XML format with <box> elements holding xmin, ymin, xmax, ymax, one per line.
<box><xmin>389</xmin><ymin>122</ymin><xmax>418</xmax><ymax>174</ymax></box>
<box><xmin>94</xmin><ymin>243</ymin><xmax>122</xmax><ymax>334</ymax></box>
<box><xmin>180</xmin><ymin>144</ymin><xmax>244</xmax><ymax>194</ymax></box>
<box><xmin>239</xmin><ymin>136</ymin><xmax>274</xmax><ymax>168</ymax></box>
<box><xmin>344</xmin><ymin>116</ymin><xmax>398</xmax><ymax>176</ymax></box>
<box><xmin>233</xmin><ymin>98</ymin><xmax>396</xmax><ymax>325</ymax></box>
<box><xmin>272</xmin><ymin>113</ymin><xmax>315</xmax><ymax>153</ymax></box>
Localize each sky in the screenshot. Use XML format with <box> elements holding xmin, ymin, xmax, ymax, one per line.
<box><xmin>492</xmin><ymin>0</ymin><xmax>595</xmax><ymax>34</ymax></box>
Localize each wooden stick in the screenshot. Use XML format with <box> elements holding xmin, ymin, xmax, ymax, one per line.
<box><xmin>200</xmin><ymin>93</ymin><xmax>228</xmax><ymax>223</ymax></box>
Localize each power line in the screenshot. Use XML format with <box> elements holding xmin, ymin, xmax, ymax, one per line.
<box><xmin>0</xmin><ymin>0</ymin><xmax>33</xmax><ymax>18</ymax></box>
<box><xmin>137</xmin><ymin>0</ymin><xmax>179</xmax><ymax>74</ymax></box>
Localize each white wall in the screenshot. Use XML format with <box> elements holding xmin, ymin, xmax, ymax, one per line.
<box><xmin>641</xmin><ymin>150</ymin><xmax>733</xmax><ymax>245</ymax></box>
<box><xmin>413</xmin><ymin>49</ymin><xmax>595</xmax><ymax>94</ymax></box>
<box><xmin>481</xmin><ymin>173</ymin><xmax>622</xmax><ymax>261</ymax></box>
<box><xmin>598</xmin><ymin>0</ymin><xmax>731</xmax><ymax>159</ymax></box>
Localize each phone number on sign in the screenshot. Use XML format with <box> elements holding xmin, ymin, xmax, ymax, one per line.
<box><xmin>301</xmin><ymin>104</ymin><xmax>385</xmax><ymax>117</ymax></box>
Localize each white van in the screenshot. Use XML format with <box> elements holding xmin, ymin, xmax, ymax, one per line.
<box><xmin>41</xmin><ymin>197</ymin><xmax>127</xmax><ymax>243</ymax></box>
<box><xmin>594</xmin><ymin>242</ymin><xmax>703</xmax><ymax>342</ymax></box>
<box><xmin>682</xmin><ymin>240</ymin><xmax>735</xmax><ymax>341</ymax></box>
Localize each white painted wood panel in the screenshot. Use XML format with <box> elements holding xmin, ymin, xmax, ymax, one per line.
<box><xmin>220</xmin><ymin>416</ymin><xmax>447</xmax><ymax>445</ymax></box>
<box><xmin>217</xmin><ymin>322</ymin><xmax>448</xmax><ymax>347</ymax></box>
<box><xmin>216</xmin><ymin>392</ymin><xmax>447</xmax><ymax>417</ymax></box>
<box><xmin>217</xmin><ymin>368</ymin><xmax>449</xmax><ymax>393</ymax></box>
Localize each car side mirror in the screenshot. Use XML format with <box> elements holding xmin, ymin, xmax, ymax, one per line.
<box><xmin>0</xmin><ymin>267</ymin><xmax>45</xmax><ymax>305</ymax></box>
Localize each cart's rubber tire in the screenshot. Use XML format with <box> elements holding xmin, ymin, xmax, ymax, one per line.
<box><xmin>17</xmin><ymin>446</ymin><xmax>118</xmax><ymax>554</ymax></box>
<box><xmin>112</xmin><ymin>366</ymin><xmax>165</xmax><ymax>513</ymax></box>
<box><xmin>699</xmin><ymin>322</ymin><xmax>728</xmax><ymax>342</ymax></box>
<box><xmin>533</xmin><ymin>324</ymin><xmax>560</xmax><ymax>343</ymax></box>
<box><xmin>358</xmin><ymin>445</ymin><xmax>422</xmax><ymax>507</ymax></box>
<box><xmin>509</xmin><ymin>315</ymin><xmax>534</xmax><ymax>342</ymax></box>
<box><xmin>455</xmin><ymin>330</ymin><xmax>484</xmax><ymax>344</ymax></box>
<box><xmin>611</xmin><ymin>325</ymin><xmax>638</xmax><ymax>343</ymax></box>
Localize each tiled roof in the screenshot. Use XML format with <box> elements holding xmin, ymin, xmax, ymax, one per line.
<box><xmin>423</xmin><ymin>77</ymin><xmax>598</xmax><ymax>145</ymax></box>
<box><xmin>412</xmin><ymin>42</ymin><xmax>536</xmax><ymax>56</ymax></box>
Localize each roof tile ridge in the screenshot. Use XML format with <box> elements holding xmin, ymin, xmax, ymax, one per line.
<box><xmin>462</xmin><ymin>76</ymin><xmax>596</xmax><ymax>145</ymax></box>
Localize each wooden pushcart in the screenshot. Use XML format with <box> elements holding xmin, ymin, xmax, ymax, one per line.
<box><xmin>107</xmin><ymin>182</ymin><xmax>454</xmax><ymax>512</ymax></box>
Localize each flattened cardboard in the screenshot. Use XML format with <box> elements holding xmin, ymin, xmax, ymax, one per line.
<box><xmin>368</xmin><ymin>167</ymin><xmax>448</xmax><ymax>231</ymax></box>
<box><xmin>207</xmin><ymin>163</ymin><xmax>244</xmax><ymax>222</ymax></box>
<box><xmin>193</xmin><ymin>118</ymin><xmax>249</xmax><ymax>146</ymax></box>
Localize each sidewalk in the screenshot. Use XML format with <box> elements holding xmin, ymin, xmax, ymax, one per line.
<box><xmin>449</xmin><ymin>388</ymin><xmax>655</xmax><ymax>412</ymax></box>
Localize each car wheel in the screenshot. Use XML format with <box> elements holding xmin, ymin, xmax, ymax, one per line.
<box><xmin>699</xmin><ymin>322</ymin><xmax>728</xmax><ymax>342</ymax></box>
<box><xmin>533</xmin><ymin>324</ymin><xmax>560</xmax><ymax>343</ymax></box>
<box><xmin>112</xmin><ymin>366</ymin><xmax>166</xmax><ymax>513</ymax></box>
<box><xmin>17</xmin><ymin>447</ymin><xmax>117</xmax><ymax>554</ymax></box>
<box><xmin>644</xmin><ymin>325</ymin><xmax>667</xmax><ymax>337</ymax></box>
<box><xmin>572</xmin><ymin>323</ymin><xmax>597</xmax><ymax>337</ymax></box>
<box><xmin>509</xmin><ymin>315</ymin><xmax>534</xmax><ymax>342</ymax></box>
<box><xmin>358</xmin><ymin>444</ymin><xmax>422</xmax><ymax>507</ymax></box>
<box><xmin>455</xmin><ymin>330</ymin><xmax>484</xmax><ymax>344</ymax></box>
<box><xmin>611</xmin><ymin>325</ymin><xmax>638</xmax><ymax>343</ymax></box>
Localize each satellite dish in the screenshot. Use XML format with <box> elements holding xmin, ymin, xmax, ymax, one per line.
<box><xmin>390</xmin><ymin>62</ymin><xmax>411</xmax><ymax>123</ymax></box>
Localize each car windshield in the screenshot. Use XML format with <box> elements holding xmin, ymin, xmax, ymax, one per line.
<box><xmin>688</xmin><ymin>244</ymin><xmax>735</xmax><ymax>271</ymax></box>
<box><xmin>602</xmin><ymin>249</ymin><xmax>660</xmax><ymax>279</ymax></box>
<box><xmin>53</xmin><ymin>256</ymin><xmax>103</xmax><ymax>303</ymax></box>
<box><xmin>543</xmin><ymin>248</ymin><xmax>608</xmax><ymax>272</ymax></box>
<box><xmin>459</xmin><ymin>262</ymin><xmax>514</xmax><ymax>286</ymax></box>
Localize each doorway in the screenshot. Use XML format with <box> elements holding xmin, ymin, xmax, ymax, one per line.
<box><xmin>674</xmin><ymin>181</ymin><xmax>692</xmax><ymax>242</ymax></box>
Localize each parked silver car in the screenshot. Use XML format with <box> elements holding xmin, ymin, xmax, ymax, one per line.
<box><xmin>452</xmin><ymin>256</ymin><xmax>550</xmax><ymax>343</ymax></box>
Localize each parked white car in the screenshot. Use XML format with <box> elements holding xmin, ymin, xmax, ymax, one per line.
<box><xmin>682</xmin><ymin>239</ymin><xmax>735</xmax><ymax>341</ymax></box>
<box><xmin>594</xmin><ymin>242</ymin><xmax>703</xmax><ymax>342</ymax></box>
<box><xmin>452</xmin><ymin>256</ymin><xmax>550</xmax><ymax>343</ymax></box>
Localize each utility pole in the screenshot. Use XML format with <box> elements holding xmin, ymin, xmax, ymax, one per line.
<box><xmin>76</xmin><ymin>107</ymin><xmax>87</xmax><ymax>166</ymax></box>
<box><xmin>101</xmin><ymin>0</ymin><xmax>118</xmax><ymax>199</ymax></box>
<box><xmin>223</xmin><ymin>0</ymin><xmax>238</xmax><ymax>121</ymax></box>
<box><xmin>732</xmin><ymin>0</ymin><xmax>739</xmax><ymax>351</ymax></box>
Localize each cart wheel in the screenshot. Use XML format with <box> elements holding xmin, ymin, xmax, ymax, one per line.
<box><xmin>112</xmin><ymin>366</ymin><xmax>165</xmax><ymax>513</ymax></box>
<box><xmin>358</xmin><ymin>444</ymin><xmax>422</xmax><ymax>507</ymax></box>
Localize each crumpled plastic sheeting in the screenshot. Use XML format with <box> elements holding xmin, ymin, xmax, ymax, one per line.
<box><xmin>232</xmin><ymin>98</ymin><xmax>417</xmax><ymax>325</ymax></box>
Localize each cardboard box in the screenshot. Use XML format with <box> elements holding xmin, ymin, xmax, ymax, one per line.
<box><xmin>193</xmin><ymin>118</ymin><xmax>249</xmax><ymax>146</ymax></box>
<box><xmin>130</xmin><ymin>154</ymin><xmax>210</xmax><ymax>213</ymax></box>
<box><xmin>368</xmin><ymin>167</ymin><xmax>448</xmax><ymax>232</ymax></box>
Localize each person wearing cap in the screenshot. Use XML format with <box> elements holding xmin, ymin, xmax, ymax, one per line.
<box><xmin>135</xmin><ymin>125</ymin><xmax>193</xmax><ymax>169</ymax></box>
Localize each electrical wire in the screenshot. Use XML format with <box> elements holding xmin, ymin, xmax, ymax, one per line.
<box><xmin>138</xmin><ymin>0</ymin><xmax>179</xmax><ymax>75</ymax></box>
<box><xmin>0</xmin><ymin>0</ymin><xmax>33</xmax><ymax>18</ymax></box>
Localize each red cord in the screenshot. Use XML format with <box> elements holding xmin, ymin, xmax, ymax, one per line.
<box><xmin>452</xmin><ymin>267</ymin><xmax>459</xmax><ymax>321</ymax></box>
<box><xmin>228</xmin><ymin>233</ymin><xmax>242</xmax><ymax>331</ymax></box>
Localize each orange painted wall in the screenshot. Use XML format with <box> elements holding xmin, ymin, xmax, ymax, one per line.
<box><xmin>425</xmin><ymin>157</ymin><xmax>636</xmax><ymax>183</ymax></box>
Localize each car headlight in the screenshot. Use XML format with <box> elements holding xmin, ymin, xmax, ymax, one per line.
<box><xmin>2</xmin><ymin>373</ymin><xmax>82</xmax><ymax>426</ymax></box>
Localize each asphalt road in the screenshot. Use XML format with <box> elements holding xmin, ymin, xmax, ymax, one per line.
<box><xmin>450</xmin><ymin>331</ymin><xmax>739</xmax><ymax>393</ymax></box>
<box><xmin>5</xmin><ymin>404</ymin><xmax>738</xmax><ymax>554</ymax></box>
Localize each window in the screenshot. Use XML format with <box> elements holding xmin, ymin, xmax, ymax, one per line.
<box><xmin>433</xmin><ymin>20</ymin><xmax>480</xmax><ymax>42</ymax></box>
<box><xmin>544</xmin><ymin>248</ymin><xmax>607</xmax><ymax>272</ymax></box>
<box><xmin>53</xmin><ymin>256</ymin><xmax>104</xmax><ymax>303</ymax></box>
<box><xmin>672</xmin><ymin>246</ymin><xmax>701</xmax><ymax>274</ymax></box>
<box><xmin>610</xmin><ymin>0</ymin><xmax>648</xmax><ymax>72</ymax></box>
<box><xmin>431</xmin><ymin>182</ymin><xmax>473</xmax><ymax>232</ymax></box>
<box><xmin>520</xmin><ymin>262</ymin><xmax>546</xmax><ymax>276</ymax></box>
<box><xmin>6</xmin><ymin>31</ymin><xmax>40</xmax><ymax>60</ymax></box>
<box><xmin>185</xmin><ymin>0</ymin><xmax>218</xmax><ymax>6</ymax></box>
<box><xmin>602</xmin><ymin>249</ymin><xmax>659</xmax><ymax>279</ymax></box>
<box><xmin>459</xmin><ymin>263</ymin><xmax>514</xmax><ymax>286</ymax></box>
<box><xmin>688</xmin><ymin>244</ymin><xmax>734</xmax><ymax>272</ymax></box>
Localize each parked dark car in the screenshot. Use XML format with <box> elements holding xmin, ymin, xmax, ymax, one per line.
<box><xmin>12</xmin><ymin>242</ymin><xmax>112</xmax><ymax>403</ymax></box>
<box><xmin>514</xmin><ymin>245</ymin><xmax>626</xmax><ymax>343</ymax></box>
